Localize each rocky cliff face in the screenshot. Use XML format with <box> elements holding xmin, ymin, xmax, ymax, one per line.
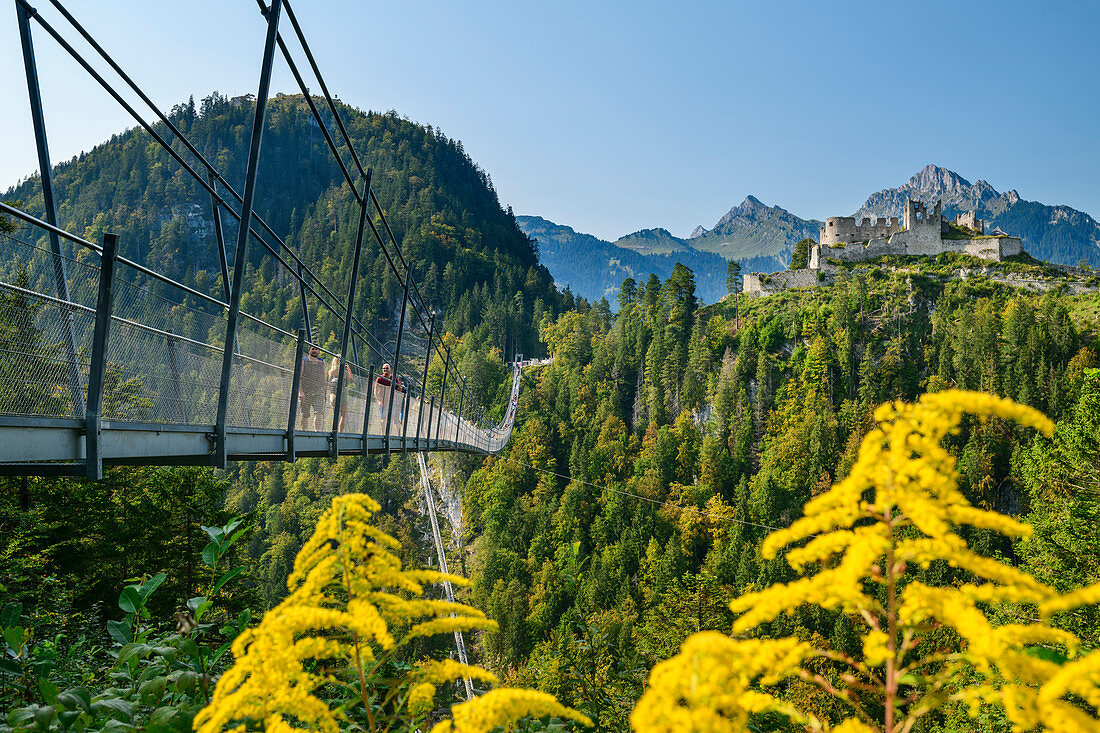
<box><xmin>854</xmin><ymin>165</ymin><xmax>1100</xmax><ymax>267</ymax></box>
<box><xmin>856</xmin><ymin>164</ymin><xmax>1005</xmax><ymax>219</ymax></box>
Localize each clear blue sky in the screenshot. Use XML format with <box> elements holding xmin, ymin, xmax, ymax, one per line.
<box><xmin>2</xmin><ymin>0</ymin><xmax>1097</xmax><ymax>241</ymax></box>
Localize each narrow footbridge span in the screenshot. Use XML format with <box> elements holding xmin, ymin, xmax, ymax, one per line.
<box><xmin>0</xmin><ymin>0</ymin><xmax>526</xmax><ymax>478</ymax></box>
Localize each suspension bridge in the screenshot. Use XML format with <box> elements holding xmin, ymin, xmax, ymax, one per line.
<box><xmin>0</xmin><ymin>0</ymin><xmax>527</xmax><ymax>479</ymax></box>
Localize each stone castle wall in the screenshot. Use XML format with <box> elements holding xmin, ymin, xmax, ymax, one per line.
<box><xmin>743</xmin><ymin>268</ymin><xmax>821</xmax><ymax>296</ymax></box>
<box><xmin>819</xmin><ymin>216</ymin><xmax>900</xmax><ymax>246</ymax></box>
<box><xmin>810</xmin><ymin>235</ymin><xmax>1023</xmax><ymax>270</ymax></box>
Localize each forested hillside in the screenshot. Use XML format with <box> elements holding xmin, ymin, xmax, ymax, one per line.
<box><xmin>4</xmin><ymin>92</ymin><xmax>560</xmax><ymax>356</ymax></box>
<box><xmin>463</xmin><ymin>261</ymin><xmax>1100</xmax><ymax>729</ymax></box>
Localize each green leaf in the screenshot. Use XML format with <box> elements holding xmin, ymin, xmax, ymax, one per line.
<box><xmin>173</xmin><ymin>670</ymin><xmax>202</xmax><ymax>693</ymax></box>
<box><xmin>139</xmin><ymin>572</ymin><xmax>167</xmax><ymax>603</ymax></box>
<box><xmin>225</xmin><ymin>525</ymin><xmax>248</xmax><ymax>550</ymax></box>
<box><xmin>0</xmin><ymin>602</ymin><xmax>20</xmax><ymax>629</ymax></box>
<box><xmin>236</xmin><ymin>609</ymin><xmax>252</xmax><ymax>633</ymax></box>
<box><xmin>37</xmin><ymin>678</ymin><xmax>59</xmax><ymax>704</ymax></box>
<box><xmin>212</xmin><ymin>566</ymin><xmax>243</xmax><ymax>594</ymax></box>
<box><xmin>1024</xmin><ymin>645</ymin><xmax>1069</xmax><ymax>665</ymax></box>
<box><xmin>56</xmin><ymin>687</ymin><xmax>92</xmax><ymax>714</ymax></box>
<box><xmin>8</xmin><ymin>704</ymin><xmax>56</xmax><ymax>726</ymax></box>
<box><xmin>2</xmin><ymin>625</ymin><xmax>25</xmax><ymax>652</ymax></box>
<box><xmin>118</xmin><ymin>587</ymin><xmax>142</xmax><ymax>615</ymax></box>
<box><xmin>137</xmin><ymin>676</ymin><xmax>167</xmax><ymax>705</ymax></box>
<box><xmin>209</xmin><ymin>640</ymin><xmax>233</xmax><ymax>667</ymax></box>
<box><xmin>106</xmin><ymin>620</ymin><xmax>133</xmax><ymax>646</ymax></box>
<box><xmin>201</xmin><ymin>543</ymin><xmax>218</xmax><ymax>569</ymax></box>
<box><xmin>200</xmin><ymin>525</ymin><xmax>224</xmax><ymax>544</ymax></box>
<box><xmin>0</xmin><ymin>656</ymin><xmax>22</xmax><ymax>675</ymax></box>
<box><xmin>147</xmin><ymin>705</ymin><xmax>182</xmax><ymax>730</ymax></box>
<box><xmin>91</xmin><ymin>697</ymin><xmax>134</xmax><ymax>721</ymax></box>
<box><xmin>117</xmin><ymin>643</ymin><xmax>151</xmax><ymax>665</ymax></box>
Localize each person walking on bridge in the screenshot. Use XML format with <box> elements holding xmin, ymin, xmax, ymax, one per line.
<box><xmin>298</xmin><ymin>343</ymin><xmax>326</xmax><ymax>431</ymax></box>
<box><xmin>373</xmin><ymin>363</ymin><xmax>406</xmax><ymax>432</ymax></box>
<box><xmin>328</xmin><ymin>357</ymin><xmax>355</xmax><ymax>432</ymax></box>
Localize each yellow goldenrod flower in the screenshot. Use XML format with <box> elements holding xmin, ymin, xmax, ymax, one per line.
<box><xmin>638</xmin><ymin>391</ymin><xmax>1099</xmax><ymax>732</ymax></box>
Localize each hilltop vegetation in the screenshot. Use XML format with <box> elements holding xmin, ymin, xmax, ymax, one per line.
<box><xmin>4</xmin><ymin>92</ymin><xmax>560</xmax><ymax>356</ymax></box>
<box><xmin>463</xmin><ymin>262</ymin><xmax>1100</xmax><ymax>729</ymax></box>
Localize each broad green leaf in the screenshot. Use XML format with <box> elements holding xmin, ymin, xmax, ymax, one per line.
<box><xmin>0</xmin><ymin>602</ymin><xmax>20</xmax><ymax>629</ymax></box>
<box><xmin>146</xmin><ymin>707</ymin><xmax>179</xmax><ymax>733</ymax></box>
<box><xmin>212</xmin><ymin>566</ymin><xmax>243</xmax><ymax>594</ymax></box>
<box><xmin>117</xmin><ymin>643</ymin><xmax>151</xmax><ymax>665</ymax></box>
<box><xmin>201</xmin><ymin>543</ymin><xmax>218</xmax><ymax>569</ymax></box>
<box><xmin>92</xmin><ymin>696</ymin><xmax>134</xmax><ymax>721</ymax></box>
<box><xmin>56</xmin><ymin>686</ymin><xmax>92</xmax><ymax>714</ymax></box>
<box><xmin>37</xmin><ymin>677</ymin><xmax>59</xmax><ymax>704</ymax></box>
<box><xmin>137</xmin><ymin>676</ymin><xmax>167</xmax><ymax>704</ymax></box>
<box><xmin>1024</xmin><ymin>645</ymin><xmax>1069</xmax><ymax>665</ymax></box>
<box><xmin>173</xmin><ymin>670</ymin><xmax>202</xmax><ymax>693</ymax></box>
<box><xmin>118</xmin><ymin>587</ymin><xmax>142</xmax><ymax>615</ymax></box>
<box><xmin>210</xmin><ymin>641</ymin><xmax>232</xmax><ymax>667</ymax></box>
<box><xmin>0</xmin><ymin>657</ymin><xmax>22</xmax><ymax>675</ymax></box>
<box><xmin>200</xmin><ymin>525</ymin><xmax>224</xmax><ymax>544</ymax></box>
<box><xmin>237</xmin><ymin>608</ymin><xmax>252</xmax><ymax>632</ymax></box>
<box><xmin>226</xmin><ymin>525</ymin><xmax>248</xmax><ymax>550</ymax></box>
<box><xmin>186</xmin><ymin>596</ymin><xmax>207</xmax><ymax>615</ymax></box>
<box><xmin>139</xmin><ymin>571</ymin><xmax>167</xmax><ymax>602</ymax></box>
<box><xmin>2</xmin><ymin>625</ymin><xmax>25</xmax><ymax>653</ymax></box>
<box><xmin>106</xmin><ymin>619</ymin><xmax>133</xmax><ymax>646</ymax></box>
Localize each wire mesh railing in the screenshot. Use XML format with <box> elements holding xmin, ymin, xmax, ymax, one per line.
<box><xmin>2</xmin><ymin>0</ymin><xmax>526</xmax><ymax>475</ymax></box>
<box><xmin>0</xmin><ymin>209</ymin><xmax>521</xmax><ymax>472</ymax></box>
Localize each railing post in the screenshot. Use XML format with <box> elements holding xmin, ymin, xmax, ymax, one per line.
<box><xmin>85</xmin><ymin>233</ymin><xmax>119</xmax><ymax>480</ymax></box>
<box><xmin>214</xmin><ymin>0</ymin><xmax>282</xmax><ymax>467</ymax></box>
<box><xmin>166</xmin><ymin>329</ymin><xmax>186</xmax><ymax>423</ymax></box>
<box><xmin>296</xmin><ymin>261</ymin><xmax>312</xmax><ymax>342</ymax></box>
<box><xmin>18</xmin><ymin>1</ymin><xmax>84</xmax><ymax>418</ymax></box>
<box><xmin>456</xmin><ymin>385</ymin><xmax>465</xmax><ymax>448</ymax></box>
<box><xmin>286</xmin><ymin>328</ymin><xmax>305</xmax><ymax>461</ymax></box>
<box><xmin>331</xmin><ymin>171</ymin><xmax>372</xmax><ymax>458</ymax></box>
<box><xmin>361</xmin><ymin>364</ymin><xmax>374</xmax><ymax>453</ymax></box>
<box><xmin>414</xmin><ymin>316</ymin><xmax>435</xmax><ymax>451</ymax></box>
<box><xmin>401</xmin><ymin>389</ymin><xmax>411</xmax><ymax>452</ymax></box>
<box><xmin>435</xmin><ymin>347</ymin><xmax>451</xmax><ymax>442</ymax></box>
<box><xmin>208</xmin><ymin>169</ymin><xmax>231</xmax><ymax>302</ymax></box>
<box><xmin>428</xmin><ymin>396</ymin><xmax>435</xmax><ymax>451</ymax></box>
<box><xmin>385</xmin><ymin>263</ymin><xmax>412</xmax><ymax>452</ymax></box>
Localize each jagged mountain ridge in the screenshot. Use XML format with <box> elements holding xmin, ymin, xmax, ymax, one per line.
<box><xmin>688</xmin><ymin>195</ymin><xmax>820</xmax><ymax>261</ymax></box>
<box><xmin>854</xmin><ymin>164</ymin><xmax>1100</xmax><ymax>267</ymax></box>
<box><xmin>516</xmin><ymin>215</ymin><xmax>783</xmax><ymax>306</ymax></box>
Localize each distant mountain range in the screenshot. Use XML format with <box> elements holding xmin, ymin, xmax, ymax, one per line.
<box><xmin>520</xmin><ymin>165</ymin><xmax>1100</xmax><ymax>304</ymax></box>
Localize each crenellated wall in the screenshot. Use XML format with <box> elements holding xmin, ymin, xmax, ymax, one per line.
<box><xmin>819</xmin><ymin>216</ymin><xmax>900</xmax><ymax>245</ymax></box>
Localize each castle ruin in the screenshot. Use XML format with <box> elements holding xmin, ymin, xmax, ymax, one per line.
<box><xmin>743</xmin><ymin>199</ymin><xmax>1023</xmax><ymax>296</ymax></box>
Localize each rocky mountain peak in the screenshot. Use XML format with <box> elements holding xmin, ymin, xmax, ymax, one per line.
<box><xmin>715</xmin><ymin>195</ymin><xmax>777</xmax><ymax>228</ymax></box>
<box><xmin>908</xmin><ymin>164</ymin><xmax>975</xmax><ymax>196</ymax></box>
<box><xmin>689</xmin><ymin>225</ymin><xmax>708</xmax><ymax>239</ymax></box>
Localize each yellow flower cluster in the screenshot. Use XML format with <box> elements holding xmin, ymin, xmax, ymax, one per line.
<box><xmin>630</xmin><ymin>633</ymin><xmax>811</xmax><ymax>732</ymax></box>
<box><xmin>196</xmin><ymin>493</ymin><xmax>590</xmax><ymax>733</ymax></box>
<box><xmin>635</xmin><ymin>390</ymin><xmax>1100</xmax><ymax>731</ymax></box>
<box><xmin>432</xmin><ymin>688</ymin><xmax>594</xmax><ymax>733</ymax></box>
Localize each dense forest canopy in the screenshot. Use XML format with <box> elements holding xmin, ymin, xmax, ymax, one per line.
<box><xmin>4</xmin><ymin>92</ymin><xmax>560</xmax><ymax>358</ymax></box>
